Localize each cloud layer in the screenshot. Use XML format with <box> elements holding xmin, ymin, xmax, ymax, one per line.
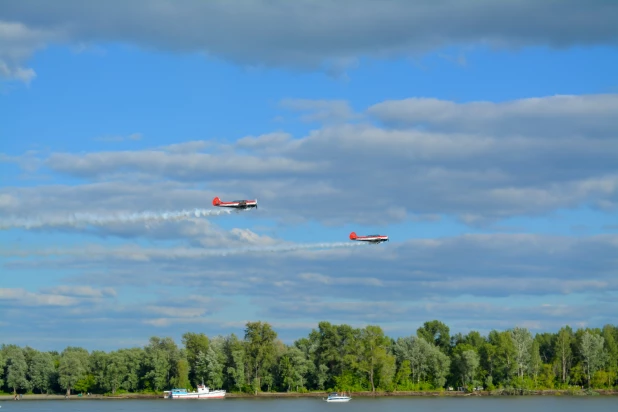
<box><xmin>2</xmin><ymin>92</ymin><xmax>617</xmax><ymax>349</ymax></box>
<box><xmin>2</xmin><ymin>233</ymin><xmax>617</xmax><ymax>349</ymax></box>
<box><xmin>1</xmin><ymin>0</ymin><xmax>618</xmax><ymax>81</ymax></box>
<box><xmin>2</xmin><ymin>94</ymin><xmax>617</xmax><ymax>229</ymax></box>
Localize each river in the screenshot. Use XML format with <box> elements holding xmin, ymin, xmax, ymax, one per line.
<box><xmin>1</xmin><ymin>396</ymin><xmax>617</xmax><ymax>411</ymax></box>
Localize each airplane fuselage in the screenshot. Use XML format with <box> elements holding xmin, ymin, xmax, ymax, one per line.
<box><xmin>213</xmin><ymin>197</ymin><xmax>257</xmax><ymax>210</ymax></box>
<box><xmin>217</xmin><ymin>201</ymin><xmax>257</xmax><ymax>209</ymax></box>
<box><xmin>354</xmin><ymin>236</ymin><xmax>389</xmax><ymax>243</ymax></box>
<box><xmin>349</xmin><ymin>232</ymin><xmax>389</xmax><ymax>243</ymax></box>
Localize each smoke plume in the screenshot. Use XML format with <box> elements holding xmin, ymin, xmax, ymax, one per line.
<box><xmin>0</xmin><ymin>208</ymin><xmax>232</xmax><ymax>230</ymax></box>
<box><xmin>4</xmin><ymin>241</ymin><xmax>370</xmax><ymax>260</ymax></box>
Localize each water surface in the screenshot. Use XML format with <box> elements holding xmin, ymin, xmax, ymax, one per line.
<box><xmin>1</xmin><ymin>396</ymin><xmax>616</xmax><ymax>412</ymax></box>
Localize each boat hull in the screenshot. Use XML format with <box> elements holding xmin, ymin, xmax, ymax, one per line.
<box><xmin>170</xmin><ymin>393</ymin><xmax>225</xmax><ymax>399</ymax></box>
<box><xmin>166</xmin><ymin>386</ymin><xmax>226</xmax><ymax>399</ymax></box>
<box><xmin>325</xmin><ymin>396</ymin><xmax>352</xmax><ymax>402</ymax></box>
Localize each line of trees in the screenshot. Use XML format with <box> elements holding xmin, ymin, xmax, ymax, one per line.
<box><xmin>1</xmin><ymin>320</ymin><xmax>617</xmax><ymax>395</ymax></box>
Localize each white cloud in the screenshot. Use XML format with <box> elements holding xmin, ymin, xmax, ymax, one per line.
<box><xmin>0</xmin><ymin>286</ymin><xmax>116</xmax><ymax>307</ymax></box>
<box><xmin>298</xmin><ymin>272</ymin><xmax>384</xmax><ymax>287</ymax></box>
<box><xmin>41</xmin><ymin>285</ymin><xmax>117</xmax><ymax>298</ymax></box>
<box><xmin>235</xmin><ymin>133</ymin><xmax>293</xmax><ymax>155</ymax></box>
<box><xmin>2</xmin><ymin>233</ymin><xmax>617</xmax><ymax>349</ymax></box>
<box><xmin>0</xmin><ymin>193</ymin><xmax>18</xmax><ymax>208</ymax></box>
<box><xmin>0</xmin><ymin>288</ymin><xmax>78</xmax><ymax>306</ymax></box>
<box><xmin>0</xmin><ymin>61</ymin><xmax>35</xmax><ymax>84</ymax></box>
<box><xmin>44</xmin><ymin>150</ymin><xmax>321</xmax><ymax>179</ymax></box>
<box><xmin>367</xmin><ymin>94</ymin><xmax>618</xmax><ymax>137</ymax></box>
<box><xmin>279</xmin><ymin>99</ymin><xmax>358</xmax><ymax>124</ymax></box>
<box><xmin>5</xmin><ymin>93</ymin><xmax>614</xmax><ymax>227</ymax></box>
<box><xmin>0</xmin><ymin>151</ymin><xmax>43</xmax><ymax>174</ymax></box>
<box><xmin>144</xmin><ymin>306</ymin><xmax>208</xmax><ymax>318</ymax></box>
<box><xmin>0</xmin><ymin>20</ymin><xmax>62</xmax><ymax>83</ymax></box>
<box><xmin>5</xmin><ymin>233</ymin><xmax>618</xmax><ymax>299</ymax></box>
<box><xmin>1</xmin><ymin>1</ymin><xmax>617</xmax><ymax>81</ymax></box>
<box><xmin>2</xmin><ymin>91</ymin><xmax>617</xmax><ymax>348</ymax></box>
<box><xmin>157</xmin><ymin>140</ymin><xmax>210</xmax><ymax>154</ymax></box>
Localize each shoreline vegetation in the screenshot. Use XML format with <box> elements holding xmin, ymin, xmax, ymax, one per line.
<box><xmin>1</xmin><ymin>389</ymin><xmax>618</xmax><ymax>400</ymax></box>
<box><xmin>2</xmin><ymin>320</ymin><xmax>617</xmax><ymax>399</ymax></box>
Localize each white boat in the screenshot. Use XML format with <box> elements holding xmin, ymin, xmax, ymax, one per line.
<box><xmin>166</xmin><ymin>384</ymin><xmax>226</xmax><ymax>399</ymax></box>
<box><xmin>324</xmin><ymin>392</ymin><xmax>352</xmax><ymax>402</ymax></box>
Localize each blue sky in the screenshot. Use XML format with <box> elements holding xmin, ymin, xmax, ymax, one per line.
<box><xmin>1</xmin><ymin>0</ymin><xmax>617</xmax><ymax>351</ymax></box>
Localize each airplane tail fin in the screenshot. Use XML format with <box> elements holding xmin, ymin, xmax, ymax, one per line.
<box><xmin>212</xmin><ymin>196</ymin><xmax>221</xmax><ymax>206</ymax></box>
<box><xmin>349</xmin><ymin>232</ymin><xmax>357</xmax><ymax>240</ymax></box>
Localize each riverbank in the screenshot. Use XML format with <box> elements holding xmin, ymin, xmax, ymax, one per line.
<box><xmin>1</xmin><ymin>389</ymin><xmax>617</xmax><ymax>400</ymax></box>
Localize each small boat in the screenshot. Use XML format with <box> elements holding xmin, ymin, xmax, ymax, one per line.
<box><xmin>165</xmin><ymin>383</ymin><xmax>226</xmax><ymax>399</ymax></box>
<box><xmin>324</xmin><ymin>392</ymin><xmax>352</xmax><ymax>402</ymax></box>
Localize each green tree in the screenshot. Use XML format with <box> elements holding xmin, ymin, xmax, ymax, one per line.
<box><xmin>393</xmin><ymin>336</ymin><xmax>432</xmax><ymax>384</ymax></box>
<box><xmin>312</xmin><ymin>321</ymin><xmax>355</xmax><ymax>388</ymax></box>
<box><xmin>74</xmin><ymin>374</ymin><xmax>95</xmax><ymax>393</ymax></box>
<box><xmin>428</xmin><ymin>344</ymin><xmax>451</xmax><ymax>388</ymax></box>
<box><xmin>580</xmin><ymin>331</ymin><xmax>606</xmax><ymax>388</ymax></box>
<box><xmin>194</xmin><ymin>351</ymin><xmax>208</xmax><ymax>384</ymax></box>
<box><xmin>510</xmin><ymin>327</ymin><xmax>533</xmax><ymax>379</ymax></box>
<box><xmin>489</xmin><ymin>330</ymin><xmax>517</xmax><ymax>385</ymax></box>
<box><xmin>2</xmin><ymin>319</ymin><xmax>618</xmax><ymax>394</ymax></box>
<box><xmin>195</xmin><ymin>340</ymin><xmax>224</xmax><ymax>389</ymax></box>
<box><xmin>182</xmin><ymin>332</ymin><xmax>209</xmax><ymax>386</ymax></box>
<box><xmin>120</xmin><ymin>348</ymin><xmax>144</xmax><ymax>392</ymax></box>
<box><xmin>28</xmin><ymin>351</ymin><xmax>55</xmax><ymax>394</ymax></box>
<box><xmin>89</xmin><ymin>350</ymin><xmax>108</xmax><ymax>392</ymax></box>
<box><xmin>355</xmin><ymin>325</ymin><xmax>394</xmax><ymax>392</ymax></box>
<box><xmin>171</xmin><ymin>358</ymin><xmax>190</xmax><ymax>389</ymax></box>
<box><xmin>539</xmin><ymin>363</ymin><xmax>556</xmax><ymax>389</ymax></box>
<box><xmin>278</xmin><ymin>346</ymin><xmax>310</xmax><ymax>391</ymax></box>
<box><xmin>417</xmin><ymin>320</ymin><xmax>451</xmax><ymax>354</ymax></box>
<box><xmin>534</xmin><ymin>332</ymin><xmax>555</xmax><ymax>364</ymax></box>
<box><xmin>143</xmin><ymin>337</ymin><xmax>180</xmax><ymax>391</ymax></box>
<box><xmin>223</xmin><ymin>334</ymin><xmax>246</xmax><ymax>392</ymax></box>
<box><xmin>104</xmin><ymin>351</ymin><xmax>129</xmax><ymax>394</ymax></box>
<box><xmin>602</xmin><ymin>325</ymin><xmax>618</xmax><ymax>388</ymax></box>
<box><xmin>453</xmin><ymin>349</ymin><xmax>479</xmax><ymax>388</ymax></box>
<box><xmin>479</xmin><ymin>342</ymin><xmax>497</xmax><ymax>389</ymax></box>
<box><xmin>293</xmin><ymin>337</ymin><xmax>319</xmax><ymax>390</ymax></box>
<box><xmin>554</xmin><ymin>326</ymin><xmax>574</xmax><ymax>385</ymax></box>
<box><xmin>144</xmin><ymin>345</ymin><xmax>170</xmax><ymax>391</ymax></box>
<box><xmin>5</xmin><ymin>346</ymin><xmax>30</xmax><ymax>395</ymax></box>
<box><xmin>58</xmin><ymin>348</ymin><xmax>88</xmax><ymax>395</ymax></box>
<box><xmin>0</xmin><ymin>350</ymin><xmax>6</xmax><ymax>388</ymax></box>
<box><xmin>528</xmin><ymin>340</ymin><xmax>542</xmax><ymax>388</ymax></box>
<box><xmin>394</xmin><ymin>359</ymin><xmax>412</xmax><ymax>389</ymax></box>
<box><xmin>278</xmin><ymin>352</ymin><xmax>294</xmax><ymax>392</ymax></box>
<box><xmin>244</xmin><ymin>321</ymin><xmax>277</xmax><ymax>393</ymax></box>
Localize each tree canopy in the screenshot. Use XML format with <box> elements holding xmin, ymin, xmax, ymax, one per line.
<box><xmin>1</xmin><ymin>320</ymin><xmax>617</xmax><ymax>394</ymax></box>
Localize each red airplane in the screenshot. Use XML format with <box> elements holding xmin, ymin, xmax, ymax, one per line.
<box><xmin>349</xmin><ymin>232</ymin><xmax>389</xmax><ymax>244</ymax></box>
<box><xmin>212</xmin><ymin>196</ymin><xmax>258</xmax><ymax>210</ymax></box>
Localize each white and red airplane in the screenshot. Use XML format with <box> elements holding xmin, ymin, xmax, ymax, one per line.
<box><xmin>212</xmin><ymin>196</ymin><xmax>258</xmax><ymax>210</ymax></box>
<box><xmin>349</xmin><ymin>232</ymin><xmax>389</xmax><ymax>244</ymax></box>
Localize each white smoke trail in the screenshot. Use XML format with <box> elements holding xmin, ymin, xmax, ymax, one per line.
<box><xmin>4</xmin><ymin>241</ymin><xmax>370</xmax><ymax>259</ymax></box>
<box><xmin>193</xmin><ymin>241</ymin><xmax>369</xmax><ymax>257</ymax></box>
<box><xmin>0</xmin><ymin>208</ymin><xmax>232</xmax><ymax>230</ymax></box>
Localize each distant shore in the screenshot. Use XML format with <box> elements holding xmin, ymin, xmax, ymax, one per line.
<box><xmin>1</xmin><ymin>389</ymin><xmax>617</xmax><ymax>400</ymax></box>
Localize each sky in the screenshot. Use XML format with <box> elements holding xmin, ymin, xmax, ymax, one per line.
<box><xmin>1</xmin><ymin>0</ymin><xmax>617</xmax><ymax>352</ymax></box>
